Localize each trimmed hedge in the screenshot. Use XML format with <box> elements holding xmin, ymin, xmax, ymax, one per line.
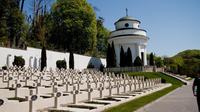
<box><xmin>12</xmin><ymin>56</ymin><xmax>25</xmax><ymax>67</ymax></box>
<box><xmin>56</xmin><ymin>60</ymin><xmax>66</xmax><ymax>69</ymax></box>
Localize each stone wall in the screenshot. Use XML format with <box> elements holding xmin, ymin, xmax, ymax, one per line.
<box><xmin>0</xmin><ymin>47</ymin><xmax>106</xmax><ymax>70</ymax></box>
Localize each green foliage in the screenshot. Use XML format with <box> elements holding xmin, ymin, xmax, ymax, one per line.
<box><xmin>104</xmin><ymin>72</ymin><xmax>184</xmax><ymax>112</ymax></box>
<box><xmin>133</xmin><ymin>56</ymin><xmax>143</xmax><ymax>66</ymax></box>
<box><xmin>155</xmin><ymin>57</ymin><xmax>164</xmax><ymax>67</ymax></box>
<box><xmin>110</xmin><ymin>42</ymin><xmax>116</xmax><ymax>67</ymax></box>
<box><xmin>126</xmin><ymin>47</ymin><xmax>132</xmax><ymax>67</ymax></box>
<box><xmin>69</xmin><ymin>51</ymin><xmax>74</xmax><ymax>69</ymax></box>
<box><xmin>56</xmin><ymin>60</ymin><xmax>66</xmax><ymax>69</ymax></box>
<box><xmin>96</xmin><ymin>17</ymin><xmax>110</xmax><ymax>57</ymax></box>
<box><xmin>120</xmin><ymin>46</ymin><xmax>125</xmax><ymax>67</ymax></box>
<box><xmin>165</xmin><ymin>49</ymin><xmax>200</xmax><ymax>77</ymax></box>
<box><xmin>87</xmin><ymin>63</ymin><xmax>94</xmax><ymax>68</ymax></box>
<box><xmin>49</xmin><ymin>0</ymin><xmax>97</xmax><ymax>54</ymax></box>
<box><xmin>149</xmin><ymin>52</ymin><xmax>154</xmax><ymax>66</ymax></box>
<box><xmin>41</xmin><ymin>46</ymin><xmax>47</xmax><ymax>71</ymax></box>
<box><xmin>0</xmin><ymin>0</ymin><xmax>25</xmax><ymax>48</ymax></box>
<box><xmin>12</xmin><ymin>56</ymin><xmax>25</xmax><ymax>67</ymax></box>
<box><xmin>106</xmin><ymin>44</ymin><xmax>111</xmax><ymax>67</ymax></box>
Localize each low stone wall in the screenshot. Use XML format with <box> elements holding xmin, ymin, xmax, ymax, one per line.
<box><xmin>104</xmin><ymin>66</ymin><xmax>155</xmax><ymax>73</ymax></box>
<box><xmin>0</xmin><ymin>47</ymin><xmax>106</xmax><ymax>70</ymax></box>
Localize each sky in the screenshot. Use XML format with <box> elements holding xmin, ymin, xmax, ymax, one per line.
<box><xmin>87</xmin><ymin>0</ymin><xmax>200</xmax><ymax>57</ymax></box>
<box><xmin>24</xmin><ymin>0</ymin><xmax>200</xmax><ymax>57</ymax></box>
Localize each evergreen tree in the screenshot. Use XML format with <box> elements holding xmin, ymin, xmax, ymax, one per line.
<box><xmin>41</xmin><ymin>46</ymin><xmax>47</xmax><ymax>71</ymax></box>
<box><xmin>126</xmin><ymin>47</ymin><xmax>133</xmax><ymax>67</ymax></box>
<box><xmin>133</xmin><ymin>56</ymin><xmax>143</xmax><ymax>66</ymax></box>
<box><xmin>69</xmin><ymin>51</ymin><xmax>74</xmax><ymax>69</ymax></box>
<box><xmin>120</xmin><ymin>46</ymin><xmax>125</xmax><ymax>67</ymax></box>
<box><xmin>150</xmin><ymin>52</ymin><xmax>154</xmax><ymax>66</ymax></box>
<box><xmin>110</xmin><ymin>42</ymin><xmax>116</xmax><ymax>67</ymax></box>
<box><xmin>106</xmin><ymin>44</ymin><xmax>111</xmax><ymax>67</ymax></box>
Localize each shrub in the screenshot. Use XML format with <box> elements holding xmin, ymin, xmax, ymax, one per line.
<box><xmin>12</xmin><ymin>56</ymin><xmax>25</xmax><ymax>67</ymax></box>
<box><xmin>133</xmin><ymin>56</ymin><xmax>143</xmax><ymax>66</ymax></box>
<box><xmin>2</xmin><ymin>66</ymin><xmax>7</xmax><ymax>70</ymax></box>
<box><xmin>56</xmin><ymin>60</ymin><xmax>66</xmax><ymax>69</ymax></box>
<box><xmin>87</xmin><ymin>63</ymin><xmax>94</xmax><ymax>68</ymax></box>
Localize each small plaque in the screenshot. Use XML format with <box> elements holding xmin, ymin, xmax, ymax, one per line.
<box><xmin>56</xmin><ymin>92</ymin><xmax>62</xmax><ymax>97</ymax></box>
<box><xmin>16</xmin><ymin>84</ymin><xmax>21</xmax><ymax>88</ymax></box>
<box><xmin>31</xmin><ymin>95</ymin><xmax>37</xmax><ymax>101</ymax></box>
<box><xmin>9</xmin><ymin>77</ymin><xmax>13</xmax><ymax>80</ymax></box>
<box><xmin>37</xmin><ymin>83</ymin><xmax>41</xmax><ymax>86</ymax></box>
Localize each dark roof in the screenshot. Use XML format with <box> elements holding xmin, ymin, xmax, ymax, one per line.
<box><xmin>109</xmin><ymin>34</ymin><xmax>149</xmax><ymax>40</ymax></box>
<box><xmin>111</xmin><ymin>28</ymin><xmax>147</xmax><ymax>33</ymax></box>
<box><xmin>114</xmin><ymin>16</ymin><xmax>141</xmax><ymax>24</ymax></box>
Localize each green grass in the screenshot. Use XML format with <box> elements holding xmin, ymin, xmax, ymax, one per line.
<box><xmin>104</xmin><ymin>72</ymin><xmax>184</xmax><ymax>112</ymax></box>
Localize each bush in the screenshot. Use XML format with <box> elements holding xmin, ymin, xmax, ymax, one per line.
<box><xmin>56</xmin><ymin>60</ymin><xmax>66</xmax><ymax>69</ymax></box>
<box><xmin>12</xmin><ymin>56</ymin><xmax>25</xmax><ymax>67</ymax></box>
<box><xmin>133</xmin><ymin>56</ymin><xmax>143</xmax><ymax>66</ymax></box>
<box><xmin>2</xmin><ymin>66</ymin><xmax>7</xmax><ymax>70</ymax></box>
<box><xmin>87</xmin><ymin>63</ymin><xmax>94</xmax><ymax>68</ymax></box>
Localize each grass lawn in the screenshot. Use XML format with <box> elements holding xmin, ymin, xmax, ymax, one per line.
<box><xmin>104</xmin><ymin>72</ymin><xmax>184</xmax><ymax>112</ymax></box>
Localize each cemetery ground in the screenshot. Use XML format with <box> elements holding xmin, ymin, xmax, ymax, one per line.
<box><xmin>0</xmin><ymin>67</ymin><xmax>171</xmax><ymax>112</ymax></box>
<box><xmin>104</xmin><ymin>72</ymin><xmax>184</xmax><ymax>112</ymax></box>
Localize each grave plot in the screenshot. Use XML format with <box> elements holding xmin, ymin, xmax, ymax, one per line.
<box><xmin>0</xmin><ymin>66</ymin><xmax>170</xmax><ymax>112</ymax></box>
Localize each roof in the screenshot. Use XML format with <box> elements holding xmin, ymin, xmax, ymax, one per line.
<box><xmin>114</xmin><ymin>16</ymin><xmax>141</xmax><ymax>24</ymax></box>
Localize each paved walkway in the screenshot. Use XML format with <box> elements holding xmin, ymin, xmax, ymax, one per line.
<box><xmin>136</xmin><ymin>81</ymin><xmax>199</xmax><ymax>112</ymax></box>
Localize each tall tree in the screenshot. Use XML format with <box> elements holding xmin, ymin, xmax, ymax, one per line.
<box><xmin>126</xmin><ymin>47</ymin><xmax>132</xmax><ymax>67</ymax></box>
<box><xmin>106</xmin><ymin>43</ymin><xmax>111</xmax><ymax>67</ymax></box>
<box><xmin>150</xmin><ymin>52</ymin><xmax>155</xmax><ymax>66</ymax></box>
<box><xmin>41</xmin><ymin>46</ymin><xmax>46</xmax><ymax>71</ymax></box>
<box><xmin>120</xmin><ymin>46</ymin><xmax>125</xmax><ymax>67</ymax></box>
<box><xmin>133</xmin><ymin>56</ymin><xmax>143</xmax><ymax>66</ymax></box>
<box><xmin>96</xmin><ymin>17</ymin><xmax>110</xmax><ymax>57</ymax></box>
<box><xmin>110</xmin><ymin>42</ymin><xmax>116</xmax><ymax>67</ymax></box>
<box><xmin>49</xmin><ymin>0</ymin><xmax>97</xmax><ymax>54</ymax></box>
<box><xmin>0</xmin><ymin>0</ymin><xmax>25</xmax><ymax>47</ymax></box>
<box><xmin>69</xmin><ymin>51</ymin><xmax>74</xmax><ymax>69</ymax></box>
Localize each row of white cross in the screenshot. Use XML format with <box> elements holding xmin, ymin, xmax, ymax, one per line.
<box><xmin>0</xmin><ymin>66</ymin><xmax>162</xmax><ymax>112</ymax></box>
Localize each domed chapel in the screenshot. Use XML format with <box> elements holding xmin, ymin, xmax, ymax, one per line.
<box><xmin>108</xmin><ymin>10</ymin><xmax>148</xmax><ymax>67</ymax></box>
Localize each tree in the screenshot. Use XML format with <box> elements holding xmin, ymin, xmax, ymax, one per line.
<box><xmin>69</xmin><ymin>51</ymin><xmax>74</xmax><ymax>69</ymax></box>
<box><xmin>96</xmin><ymin>17</ymin><xmax>110</xmax><ymax>57</ymax></box>
<box><xmin>133</xmin><ymin>56</ymin><xmax>143</xmax><ymax>66</ymax></box>
<box><xmin>49</xmin><ymin>0</ymin><xmax>97</xmax><ymax>54</ymax></box>
<box><xmin>149</xmin><ymin>52</ymin><xmax>154</xmax><ymax>66</ymax></box>
<box><xmin>110</xmin><ymin>42</ymin><xmax>116</xmax><ymax>67</ymax></box>
<box><xmin>41</xmin><ymin>46</ymin><xmax>47</xmax><ymax>71</ymax></box>
<box><xmin>0</xmin><ymin>0</ymin><xmax>25</xmax><ymax>47</ymax></box>
<box><xmin>106</xmin><ymin>43</ymin><xmax>111</xmax><ymax>67</ymax></box>
<box><xmin>120</xmin><ymin>46</ymin><xmax>125</xmax><ymax>67</ymax></box>
<box><xmin>126</xmin><ymin>47</ymin><xmax>132</xmax><ymax>67</ymax></box>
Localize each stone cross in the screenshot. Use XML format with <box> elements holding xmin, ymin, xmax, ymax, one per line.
<box><xmin>98</xmin><ymin>83</ymin><xmax>104</xmax><ymax>98</ymax></box>
<box><xmin>26</xmin><ymin>90</ymin><xmax>38</xmax><ymax>112</ymax></box>
<box><xmin>71</xmin><ymin>86</ymin><xmax>79</xmax><ymax>104</ymax></box>
<box><xmin>87</xmin><ymin>84</ymin><xmax>93</xmax><ymax>101</ymax></box>
<box><xmin>53</xmin><ymin>87</ymin><xmax>62</xmax><ymax>108</ymax></box>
